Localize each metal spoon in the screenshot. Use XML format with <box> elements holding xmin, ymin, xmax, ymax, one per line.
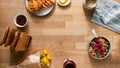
<box><xmin>92</xmin><ymin>29</ymin><xmax>98</xmax><ymax>37</ymax></box>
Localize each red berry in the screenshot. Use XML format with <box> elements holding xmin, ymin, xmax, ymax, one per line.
<box><xmin>100</xmin><ymin>47</ymin><xmax>104</xmax><ymax>52</ymax></box>
<box><xmin>98</xmin><ymin>43</ymin><xmax>102</xmax><ymax>47</ymax></box>
<box><xmin>100</xmin><ymin>51</ymin><xmax>104</xmax><ymax>55</ymax></box>
<box><xmin>94</xmin><ymin>47</ymin><xmax>98</xmax><ymax>51</ymax></box>
<box><xmin>95</xmin><ymin>44</ymin><xmax>102</xmax><ymax>47</ymax></box>
<box><xmin>96</xmin><ymin>39</ymin><xmax>101</xmax><ymax>44</ymax></box>
<box><xmin>95</xmin><ymin>44</ymin><xmax>98</xmax><ymax>47</ymax></box>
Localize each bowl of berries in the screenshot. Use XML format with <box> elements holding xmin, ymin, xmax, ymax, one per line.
<box><xmin>88</xmin><ymin>37</ymin><xmax>111</xmax><ymax>59</ymax></box>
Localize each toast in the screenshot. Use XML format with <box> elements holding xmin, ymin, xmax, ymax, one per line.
<box><xmin>0</xmin><ymin>27</ymin><xmax>32</xmax><ymax>65</ymax></box>
<box><xmin>0</xmin><ymin>27</ymin><xmax>10</xmax><ymax>45</ymax></box>
<box><xmin>15</xmin><ymin>32</ymin><xmax>31</xmax><ymax>52</ymax></box>
<box><xmin>4</xmin><ymin>28</ymin><xmax>17</xmax><ymax>47</ymax></box>
<box><xmin>11</xmin><ymin>31</ymin><xmax>20</xmax><ymax>49</ymax></box>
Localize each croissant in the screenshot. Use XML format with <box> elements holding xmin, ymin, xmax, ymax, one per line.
<box><xmin>28</xmin><ymin>0</ymin><xmax>55</xmax><ymax>13</ymax></box>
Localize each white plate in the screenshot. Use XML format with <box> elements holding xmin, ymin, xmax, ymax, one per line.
<box><xmin>25</xmin><ymin>0</ymin><xmax>55</xmax><ymax>16</ymax></box>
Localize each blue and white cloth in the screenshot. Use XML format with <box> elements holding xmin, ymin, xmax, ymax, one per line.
<box><xmin>91</xmin><ymin>0</ymin><xmax>120</xmax><ymax>33</ymax></box>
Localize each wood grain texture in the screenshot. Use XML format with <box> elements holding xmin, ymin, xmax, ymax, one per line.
<box><xmin>0</xmin><ymin>0</ymin><xmax>120</xmax><ymax>68</ymax></box>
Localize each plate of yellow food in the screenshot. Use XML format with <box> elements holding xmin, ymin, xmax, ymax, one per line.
<box><xmin>57</xmin><ymin>0</ymin><xmax>71</xmax><ymax>6</ymax></box>
<box><xmin>25</xmin><ymin>0</ymin><xmax>55</xmax><ymax>16</ymax></box>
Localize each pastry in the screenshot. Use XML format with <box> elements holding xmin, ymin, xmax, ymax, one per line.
<box><xmin>15</xmin><ymin>32</ymin><xmax>31</xmax><ymax>52</ymax></box>
<box><xmin>28</xmin><ymin>0</ymin><xmax>55</xmax><ymax>13</ymax></box>
<box><xmin>0</xmin><ymin>27</ymin><xmax>10</xmax><ymax>45</ymax></box>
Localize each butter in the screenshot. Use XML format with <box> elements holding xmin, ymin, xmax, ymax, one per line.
<box><xmin>59</xmin><ymin>0</ymin><xmax>67</xmax><ymax>4</ymax></box>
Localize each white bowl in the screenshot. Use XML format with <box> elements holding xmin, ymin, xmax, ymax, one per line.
<box><xmin>14</xmin><ymin>14</ymin><xmax>27</xmax><ymax>28</ymax></box>
<box><xmin>88</xmin><ymin>37</ymin><xmax>111</xmax><ymax>59</ymax></box>
<box><xmin>83</xmin><ymin>0</ymin><xmax>98</xmax><ymax>10</ymax></box>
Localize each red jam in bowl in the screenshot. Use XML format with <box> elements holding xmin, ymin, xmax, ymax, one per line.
<box><xmin>63</xmin><ymin>59</ymin><xmax>76</xmax><ymax>68</ymax></box>
<box><xmin>16</xmin><ymin>15</ymin><xmax>27</xmax><ymax>26</ymax></box>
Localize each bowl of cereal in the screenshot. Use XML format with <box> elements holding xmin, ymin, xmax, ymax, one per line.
<box><xmin>88</xmin><ymin>37</ymin><xmax>111</xmax><ymax>59</ymax></box>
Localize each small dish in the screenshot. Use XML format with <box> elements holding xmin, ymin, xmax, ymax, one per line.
<box><xmin>88</xmin><ymin>37</ymin><xmax>111</xmax><ymax>59</ymax></box>
<box><xmin>83</xmin><ymin>0</ymin><xmax>98</xmax><ymax>10</ymax></box>
<box><xmin>57</xmin><ymin>0</ymin><xmax>71</xmax><ymax>6</ymax></box>
<box><xmin>14</xmin><ymin>14</ymin><xmax>27</xmax><ymax>28</ymax></box>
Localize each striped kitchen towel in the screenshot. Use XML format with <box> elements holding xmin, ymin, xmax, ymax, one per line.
<box><xmin>91</xmin><ymin>0</ymin><xmax>120</xmax><ymax>33</ymax></box>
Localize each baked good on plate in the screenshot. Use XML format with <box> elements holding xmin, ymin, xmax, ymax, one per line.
<box><xmin>28</xmin><ymin>0</ymin><xmax>55</xmax><ymax>13</ymax></box>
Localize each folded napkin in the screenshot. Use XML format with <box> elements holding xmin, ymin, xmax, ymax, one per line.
<box><xmin>91</xmin><ymin>0</ymin><xmax>120</xmax><ymax>33</ymax></box>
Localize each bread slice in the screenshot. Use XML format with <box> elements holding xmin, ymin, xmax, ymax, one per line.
<box><xmin>0</xmin><ymin>27</ymin><xmax>10</xmax><ymax>45</ymax></box>
<box><xmin>10</xmin><ymin>31</ymin><xmax>20</xmax><ymax>49</ymax></box>
<box><xmin>28</xmin><ymin>0</ymin><xmax>55</xmax><ymax>12</ymax></box>
<box><xmin>15</xmin><ymin>32</ymin><xmax>31</xmax><ymax>52</ymax></box>
<box><xmin>4</xmin><ymin>28</ymin><xmax>17</xmax><ymax>47</ymax></box>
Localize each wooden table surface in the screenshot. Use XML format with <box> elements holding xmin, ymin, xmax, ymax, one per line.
<box><xmin>0</xmin><ymin>0</ymin><xmax>120</xmax><ymax>68</ymax></box>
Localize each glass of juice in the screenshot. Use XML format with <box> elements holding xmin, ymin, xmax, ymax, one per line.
<box><xmin>63</xmin><ymin>58</ymin><xmax>76</xmax><ymax>68</ymax></box>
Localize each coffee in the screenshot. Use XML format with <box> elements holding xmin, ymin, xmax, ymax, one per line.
<box><xmin>86</xmin><ymin>0</ymin><xmax>97</xmax><ymax>8</ymax></box>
